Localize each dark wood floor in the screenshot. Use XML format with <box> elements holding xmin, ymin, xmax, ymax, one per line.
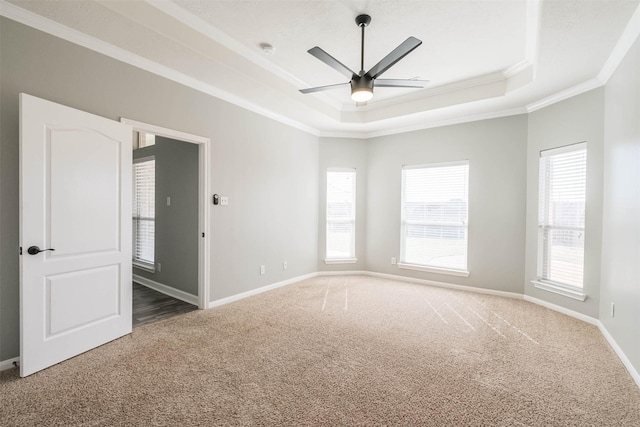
<box><xmin>133</xmin><ymin>282</ymin><xmax>198</xmax><ymax>327</ymax></box>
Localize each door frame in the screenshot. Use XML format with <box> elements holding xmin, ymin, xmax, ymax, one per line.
<box><xmin>122</xmin><ymin>118</ymin><xmax>210</xmax><ymax>309</ymax></box>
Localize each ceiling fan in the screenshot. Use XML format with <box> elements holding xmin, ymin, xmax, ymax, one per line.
<box><xmin>300</xmin><ymin>14</ymin><xmax>428</xmax><ymax>103</ymax></box>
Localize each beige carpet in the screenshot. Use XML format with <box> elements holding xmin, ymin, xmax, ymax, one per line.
<box><xmin>1</xmin><ymin>275</ymin><xmax>639</xmax><ymax>426</ymax></box>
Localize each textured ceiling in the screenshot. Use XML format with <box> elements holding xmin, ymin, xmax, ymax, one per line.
<box><xmin>173</xmin><ymin>0</ymin><xmax>527</xmax><ymax>102</ymax></box>
<box><xmin>3</xmin><ymin>0</ymin><xmax>639</xmax><ymax>137</ymax></box>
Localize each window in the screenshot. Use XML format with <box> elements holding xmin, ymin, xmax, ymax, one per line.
<box><xmin>400</xmin><ymin>161</ymin><xmax>469</xmax><ymax>275</ymax></box>
<box><xmin>133</xmin><ymin>156</ymin><xmax>155</xmax><ymax>270</ymax></box>
<box><xmin>326</xmin><ymin>168</ymin><xmax>356</xmax><ymax>262</ymax></box>
<box><xmin>537</xmin><ymin>143</ymin><xmax>587</xmax><ymax>291</ymax></box>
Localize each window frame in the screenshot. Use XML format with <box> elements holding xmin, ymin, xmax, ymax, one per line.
<box><xmin>325</xmin><ymin>167</ymin><xmax>357</xmax><ymax>264</ymax></box>
<box><xmin>533</xmin><ymin>142</ymin><xmax>587</xmax><ymax>301</ymax></box>
<box><xmin>399</xmin><ymin>160</ymin><xmax>470</xmax><ymax>277</ymax></box>
<box><xmin>132</xmin><ymin>155</ymin><xmax>156</xmax><ymax>272</ymax></box>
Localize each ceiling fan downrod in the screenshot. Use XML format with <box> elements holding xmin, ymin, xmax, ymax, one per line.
<box><xmin>356</xmin><ymin>14</ymin><xmax>371</xmax><ymax>76</ymax></box>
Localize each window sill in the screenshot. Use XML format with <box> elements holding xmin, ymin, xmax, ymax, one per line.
<box><xmin>133</xmin><ymin>261</ymin><xmax>155</xmax><ymax>273</ymax></box>
<box><xmin>324</xmin><ymin>258</ymin><xmax>358</xmax><ymax>265</ymax></box>
<box><xmin>532</xmin><ymin>280</ymin><xmax>586</xmax><ymax>301</ymax></box>
<box><xmin>397</xmin><ymin>263</ymin><xmax>469</xmax><ymax>277</ymax></box>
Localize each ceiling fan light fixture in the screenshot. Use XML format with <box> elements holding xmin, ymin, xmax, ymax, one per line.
<box><xmin>351</xmin><ymin>75</ymin><xmax>374</xmax><ymax>102</ymax></box>
<box><xmin>351</xmin><ymin>86</ymin><xmax>374</xmax><ymax>102</ymax></box>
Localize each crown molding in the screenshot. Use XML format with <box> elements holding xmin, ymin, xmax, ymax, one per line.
<box><xmin>143</xmin><ymin>0</ymin><xmax>346</xmax><ymax>111</ymax></box>
<box><xmin>526</xmin><ymin>78</ymin><xmax>603</xmax><ymax>113</ymax></box>
<box><xmin>0</xmin><ymin>0</ymin><xmax>320</xmax><ymax>137</ymax></box>
<box><xmin>598</xmin><ymin>2</ymin><xmax>640</xmax><ymax>83</ymax></box>
<box><xmin>320</xmin><ymin>107</ymin><xmax>528</xmax><ymax>139</ymax></box>
<box><xmin>2</xmin><ymin>0</ymin><xmax>637</xmax><ymax>139</ymax></box>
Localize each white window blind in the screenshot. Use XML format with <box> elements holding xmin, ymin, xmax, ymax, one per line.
<box><xmin>401</xmin><ymin>161</ymin><xmax>469</xmax><ymax>272</ymax></box>
<box><xmin>133</xmin><ymin>157</ymin><xmax>155</xmax><ymax>268</ymax></box>
<box><xmin>326</xmin><ymin>168</ymin><xmax>356</xmax><ymax>260</ymax></box>
<box><xmin>537</xmin><ymin>143</ymin><xmax>587</xmax><ymax>288</ymax></box>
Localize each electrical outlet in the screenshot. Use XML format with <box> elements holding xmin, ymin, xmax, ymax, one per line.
<box><xmin>157</xmin><ymin>262</ymin><xmax>162</xmax><ymax>272</ymax></box>
<box><xmin>283</xmin><ymin>261</ymin><xmax>288</xmax><ymax>270</ymax></box>
<box><xmin>391</xmin><ymin>257</ymin><xmax>397</xmax><ymax>265</ymax></box>
<box><xmin>221</xmin><ymin>196</ymin><xmax>229</xmax><ymax>206</ymax></box>
<box><xmin>611</xmin><ymin>302</ymin><xmax>615</xmax><ymax>318</ymax></box>
<box><xmin>260</xmin><ymin>265</ymin><xmax>265</xmax><ymax>275</ymax></box>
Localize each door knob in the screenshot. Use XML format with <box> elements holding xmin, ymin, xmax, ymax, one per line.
<box><xmin>27</xmin><ymin>246</ymin><xmax>55</xmax><ymax>255</ymax></box>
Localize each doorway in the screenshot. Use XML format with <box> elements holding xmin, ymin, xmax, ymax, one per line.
<box><xmin>123</xmin><ymin>119</ymin><xmax>211</xmax><ymax>319</ymax></box>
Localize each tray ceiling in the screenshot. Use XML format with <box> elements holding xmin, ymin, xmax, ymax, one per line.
<box><xmin>2</xmin><ymin>0</ymin><xmax>639</xmax><ymax>137</ymax></box>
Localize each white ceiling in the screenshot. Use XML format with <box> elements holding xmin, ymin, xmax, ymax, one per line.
<box><xmin>3</xmin><ymin>0</ymin><xmax>640</xmax><ymax>137</ymax></box>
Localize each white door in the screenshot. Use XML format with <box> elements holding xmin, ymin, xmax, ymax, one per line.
<box><xmin>20</xmin><ymin>94</ymin><xmax>132</xmax><ymax>377</ymax></box>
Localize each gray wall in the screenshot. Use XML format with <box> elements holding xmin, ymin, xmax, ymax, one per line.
<box><xmin>0</xmin><ymin>18</ymin><xmax>319</xmax><ymax>361</ymax></box>
<box><xmin>364</xmin><ymin>116</ymin><xmax>528</xmax><ymax>293</ymax></box>
<box><xmin>133</xmin><ymin>136</ymin><xmax>199</xmax><ymax>296</ymax></box>
<box><xmin>601</xmin><ymin>37</ymin><xmax>640</xmax><ymax>372</ymax></box>
<box><xmin>318</xmin><ymin>138</ymin><xmax>368</xmax><ymax>271</ymax></box>
<box><xmin>2</xmin><ymin>15</ymin><xmax>639</xmax><ymax>378</ymax></box>
<box><xmin>524</xmin><ymin>89</ymin><xmax>604</xmax><ymax>318</ymax></box>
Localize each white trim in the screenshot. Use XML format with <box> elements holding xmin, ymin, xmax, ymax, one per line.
<box><xmin>526</xmin><ymin>78</ymin><xmax>603</xmax><ymax>112</ymax></box>
<box><xmin>123</xmin><ymin>119</ymin><xmax>210</xmax><ymax>145</ymax></box>
<box><xmin>366</xmin><ymin>271</ymin><xmax>522</xmax><ymax>299</ymax></box>
<box><xmin>132</xmin><ymin>261</ymin><xmax>155</xmax><ymax>273</ymax></box>
<box><xmin>0</xmin><ymin>1</ymin><xmax>318</xmax><ymax>137</ymax></box>
<box><xmin>123</xmin><ymin>119</ymin><xmax>211</xmax><ymax>309</ymax></box>
<box><xmin>327</xmin><ymin>167</ymin><xmax>356</xmax><ymax>173</ymax></box>
<box><xmin>397</xmin><ymin>263</ymin><xmax>470</xmax><ymax>278</ymax></box>
<box><xmin>143</xmin><ymin>0</ymin><xmax>347</xmax><ymax>111</ymax></box>
<box><xmin>402</xmin><ymin>160</ymin><xmax>469</xmax><ymax>170</ymax></box>
<box><xmin>355</xmin><ymin>108</ymin><xmax>528</xmax><ymax>140</ymax></box>
<box><xmin>317</xmin><ymin>270</ymin><xmax>369</xmax><ymax>276</ymax></box>
<box><xmin>5</xmin><ymin>269</ymin><xmax>639</xmax><ymax>389</ymax></box>
<box><xmin>133</xmin><ymin>274</ymin><xmax>199</xmax><ymax>306</ymax></box>
<box><xmin>525</xmin><ymin>0</ymin><xmax>542</xmax><ymax>75</ymax></box>
<box><xmin>598</xmin><ymin>321</ymin><xmax>640</xmax><ymax>389</ymax></box>
<box><xmin>598</xmin><ymin>3</ymin><xmax>640</xmax><ymax>83</ymax></box>
<box><xmin>345</xmin><ymin>71</ymin><xmax>507</xmax><ymax>114</ymax></box>
<box><xmin>523</xmin><ymin>295</ymin><xmax>597</xmax><ymax>325</ymax></box>
<box><xmin>540</xmin><ymin>141</ymin><xmax>586</xmax><ymax>158</ymax></box>
<box><xmin>531</xmin><ymin>280</ymin><xmax>587</xmax><ymax>302</ymax></box>
<box><xmin>324</xmin><ymin>258</ymin><xmax>358</xmax><ymax>264</ymax></box>
<box><xmin>503</xmin><ymin>59</ymin><xmax>532</xmax><ymax>79</ymax></box>
<box><xmin>207</xmin><ymin>272</ymin><xmax>318</xmax><ymax>308</ymax></box>
<box><xmin>0</xmin><ymin>357</ymin><xmax>19</xmax><ymax>372</ymax></box>
<box><xmin>2</xmin><ymin>0</ymin><xmax>638</xmax><ymax>140</ymax></box>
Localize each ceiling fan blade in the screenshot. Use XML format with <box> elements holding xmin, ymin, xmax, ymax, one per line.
<box><xmin>367</xmin><ymin>36</ymin><xmax>422</xmax><ymax>79</ymax></box>
<box><xmin>374</xmin><ymin>79</ymin><xmax>429</xmax><ymax>88</ymax></box>
<box><xmin>308</xmin><ymin>47</ymin><xmax>356</xmax><ymax>79</ymax></box>
<box><xmin>299</xmin><ymin>82</ymin><xmax>350</xmax><ymax>94</ymax></box>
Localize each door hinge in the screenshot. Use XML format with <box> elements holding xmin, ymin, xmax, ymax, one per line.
<box><xmin>19</xmin><ymin>246</ymin><xmax>22</xmax><ymax>255</ymax></box>
<box><xmin>201</xmin><ymin>232</ymin><xmax>205</xmax><ymax>238</ymax></box>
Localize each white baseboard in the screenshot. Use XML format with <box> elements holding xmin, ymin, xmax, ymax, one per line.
<box><xmin>317</xmin><ymin>270</ymin><xmax>368</xmax><ymax>276</ymax></box>
<box><xmin>597</xmin><ymin>321</ymin><xmax>640</xmax><ymax>389</ymax></box>
<box><xmin>133</xmin><ymin>274</ymin><xmax>199</xmax><ymax>306</ymax></box>
<box><xmin>0</xmin><ymin>357</ymin><xmax>19</xmax><ymax>372</ymax></box>
<box><xmin>523</xmin><ymin>295</ymin><xmax>598</xmax><ymax>326</ymax></box>
<box><xmin>208</xmin><ymin>272</ymin><xmax>318</xmax><ymax>309</ymax></box>
<box><xmin>366</xmin><ymin>270</ymin><xmax>524</xmax><ymax>300</ymax></box>
<box><xmin>4</xmin><ymin>270</ymin><xmax>638</xmax><ymax>390</ymax></box>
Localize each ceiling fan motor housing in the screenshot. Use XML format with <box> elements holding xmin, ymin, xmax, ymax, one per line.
<box><xmin>350</xmin><ymin>74</ymin><xmax>374</xmax><ymax>102</ymax></box>
<box><xmin>351</xmin><ymin>74</ymin><xmax>373</xmax><ymax>91</ymax></box>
